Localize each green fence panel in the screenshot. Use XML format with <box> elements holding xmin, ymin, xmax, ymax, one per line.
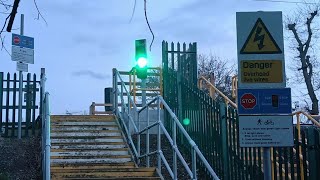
<box><xmin>1</xmin><ymin>72</ymin><xmax>41</xmax><ymax>138</ymax></box>
<box><xmin>32</xmin><ymin>74</ymin><xmax>37</xmax><ymax>134</ymax></box>
<box><xmin>5</xmin><ymin>73</ymin><xmax>10</xmax><ymax>137</ymax></box>
<box><xmin>11</xmin><ymin>73</ymin><xmax>17</xmax><ymax>137</ymax></box>
<box><xmin>0</xmin><ymin>72</ymin><xmax>3</xmax><ymax>133</ymax></box>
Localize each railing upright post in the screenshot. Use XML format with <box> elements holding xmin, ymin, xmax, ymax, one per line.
<box><xmin>220</xmin><ymin>103</ymin><xmax>230</xmax><ymax>180</ymax></box>
<box><xmin>157</xmin><ymin>97</ymin><xmax>162</xmax><ymax>175</ymax></box>
<box><xmin>173</xmin><ymin>116</ymin><xmax>177</xmax><ymax>179</ymax></box>
<box><xmin>192</xmin><ymin>148</ymin><xmax>197</xmax><ymax>180</ymax></box>
<box><xmin>296</xmin><ymin>113</ymin><xmax>305</xmax><ymax>179</ymax></box>
<box><xmin>40</xmin><ymin>69</ymin><xmax>46</xmax><ymax>179</ymax></box>
<box><xmin>146</xmin><ymin>104</ymin><xmax>150</xmax><ymax>167</ymax></box>
<box><xmin>44</xmin><ymin>93</ymin><xmax>51</xmax><ymax>180</ymax></box>
<box><xmin>137</xmin><ymin>112</ymin><xmax>140</xmax><ymax>165</ymax></box>
<box><xmin>112</xmin><ymin>68</ymin><xmax>118</xmax><ymax>115</ymax></box>
<box><xmin>121</xmin><ymin>85</ymin><xmax>124</xmax><ymax>113</ymax></box>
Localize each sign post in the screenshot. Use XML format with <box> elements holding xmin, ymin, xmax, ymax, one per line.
<box><xmin>11</xmin><ymin>14</ymin><xmax>34</xmax><ymax>139</ymax></box>
<box><xmin>17</xmin><ymin>14</ymin><xmax>24</xmax><ymax>139</ymax></box>
<box><xmin>236</xmin><ymin>11</ymin><xmax>293</xmax><ymax>180</ymax></box>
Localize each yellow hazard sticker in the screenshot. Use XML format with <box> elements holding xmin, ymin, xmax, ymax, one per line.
<box><xmin>240</xmin><ymin>18</ymin><xmax>282</xmax><ymax>54</ymax></box>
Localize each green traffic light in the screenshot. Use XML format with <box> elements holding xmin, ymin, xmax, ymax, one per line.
<box><xmin>137</xmin><ymin>57</ymin><xmax>148</xmax><ymax>68</ymax></box>
<box><xmin>183</xmin><ymin>118</ymin><xmax>191</xmax><ymax>126</ymax></box>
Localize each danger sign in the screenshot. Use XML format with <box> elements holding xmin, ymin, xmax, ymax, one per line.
<box><xmin>241</xmin><ymin>93</ymin><xmax>257</xmax><ymax>109</ymax></box>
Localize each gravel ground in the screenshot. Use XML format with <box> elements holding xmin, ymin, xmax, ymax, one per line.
<box><xmin>132</xmin><ymin>134</ymin><xmax>210</xmax><ymax>180</ymax></box>
<box><xmin>0</xmin><ymin>136</ymin><xmax>41</xmax><ymax>180</ymax></box>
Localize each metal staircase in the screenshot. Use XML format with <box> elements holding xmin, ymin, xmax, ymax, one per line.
<box><xmin>50</xmin><ymin>115</ymin><xmax>160</xmax><ymax>180</ymax></box>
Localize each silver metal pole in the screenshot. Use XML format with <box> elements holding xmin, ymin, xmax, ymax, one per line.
<box><xmin>44</xmin><ymin>93</ymin><xmax>51</xmax><ymax>180</ymax></box>
<box><xmin>141</xmin><ymin>79</ymin><xmax>146</xmax><ymax>106</ymax></box>
<box><xmin>157</xmin><ymin>98</ymin><xmax>161</xmax><ymax>174</ymax></box>
<box><xmin>145</xmin><ymin>106</ymin><xmax>149</xmax><ymax>168</ymax></box>
<box><xmin>17</xmin><ymin>14</ymin><xmax>24</xmax><ymax>139</ymax></box>
<box><xmin>263</xmin><ymin>147</ymin><xmax>272</xmax><ymax>180</ymax></box>
<box><xmin>173</xmin><ymin>119</ymin><xmax>177</xmax><ymax>179</ymax></box>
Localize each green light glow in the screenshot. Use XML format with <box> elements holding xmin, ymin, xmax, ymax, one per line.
<box><xmin>183</xmin><ymin>118</ymin><xmax>191</xmax><ymax>126</ymax></box>
<box><xmin>137</xmin><ymin>57</ymin><xmax>148</xmax><ymax>68</ymax></box>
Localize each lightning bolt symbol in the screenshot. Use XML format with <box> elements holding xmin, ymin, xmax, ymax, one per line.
<box><xmin>253</xmin><ymin>26</ymin><xmax>265</xmax><ymax>50</ymax></box>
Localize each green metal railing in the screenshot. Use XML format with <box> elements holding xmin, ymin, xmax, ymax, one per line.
<box><xmin>0</xmin><ymin>72</ymin><xmax>42</xmax><ymax>137</ymax></box>
<box><xmin>162</xmin><ymin>41</ymin><xmax>320</xmax><ymax>180</ymax></box>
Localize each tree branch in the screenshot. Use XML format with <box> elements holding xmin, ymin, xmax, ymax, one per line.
<box><xmin>33</xmin><ymin>0</ymin><xmax>48</xmax><ymax>26</ymax></box>
<box><xmin>288</xmin><ymin>23</ymin><xmax>304</xmax><ymax>53</ymax></box>
<box><xmin>304</xmin><ymin>10</ymin><xmax>317</xmax><ymax>54</ymax></box>
<box><xmin>6</xmin><ymin>0</ymin><xmax>20</xmax><ymax>32</ymax></box>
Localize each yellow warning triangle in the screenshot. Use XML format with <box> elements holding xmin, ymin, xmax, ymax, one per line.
<box><xmin>240</xmin><ymin>18</ymin><xmax>282</xmax><ymax>54</ymax></box>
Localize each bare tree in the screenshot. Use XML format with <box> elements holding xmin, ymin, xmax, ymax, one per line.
<box><xmin>0</xmin><ymin>0</ymin><xmax>47</xmax><ymax>55</ymax></box>
<box><xmin>198</xmin><ymin>54</ymin><xmax>235</xmax><ymax>100</ymax></box>
<box><xmin>286</xmin><ymin>5</ymin><xmax>320</xmax><ymax>115</ymax></box>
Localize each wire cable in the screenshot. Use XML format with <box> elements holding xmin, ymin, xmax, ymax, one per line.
<box><xmin>144</xmin><ymin>0</ymin><xmax>154</xmax><ymax>51</ymax></box>
<box><xmin>129</xmin><ymin>0</ymin><xmax>137</xmax><ymax>23</ymax></box>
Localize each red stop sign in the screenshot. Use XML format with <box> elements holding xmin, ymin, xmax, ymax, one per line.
<box><xmin>13</xmin><ymin>36</ymin><xmax>20</xmax><ymax>44</ymax></box>
<box><xmin>241</xmin><ymin>93</ymin><xmax>257</xmax><ymax>109</ymax></box>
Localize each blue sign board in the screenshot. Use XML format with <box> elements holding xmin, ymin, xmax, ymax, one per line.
<box><xmin>11</xmin><ymin>34</ymin><xmax>34</xmax><ymax>64</ymax></box>
<box><xmin>238</xmin><ymin>88</ymin><xmax>292</xmax><ymax>115</ymax></box>
<box><xmin>12</xmin><ymin>34</ymin><xmax>34</xmax><ymax>49</ymax></box>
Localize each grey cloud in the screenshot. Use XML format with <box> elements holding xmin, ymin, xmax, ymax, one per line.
<box><xmin>72</xmin><ymin>70</ymin><xmax>110</xmax><ymax>80</ymax></box>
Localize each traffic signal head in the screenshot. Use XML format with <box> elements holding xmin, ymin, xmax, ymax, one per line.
<box><xmin>137</xmin><ymin>57</ymin><xmax>148</xmax><ymax>68</ymax></box>
<box><xmin>135</xmin><ymin>39</ymin><xmax>148</xmax><ymax>79</ymax></box>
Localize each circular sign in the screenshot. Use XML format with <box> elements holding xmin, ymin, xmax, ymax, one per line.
<box><xmin>13</xmin><ymin>36</ymin><xmax>20</xmax><ymax>44</ymax></box>
<box><xmin>240</xmin><ymin>93</ymin><xmax>257</xmax><ymax>109</ymax></box>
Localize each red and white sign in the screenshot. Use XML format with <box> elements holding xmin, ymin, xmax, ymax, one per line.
<box><xmin>13</xmin><ymin>36</ymin><xmax>20</xmax><ymax>45</ymax></box>
<box><xmin>240</xmin><ymin>93</ymin><xmax>257</xmax><ymax>109</ymax></box>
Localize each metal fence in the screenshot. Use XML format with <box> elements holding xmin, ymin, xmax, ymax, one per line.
<box><xmin>162</xmin><ymin>41</ymin><xmax>320</xmax><ymax>180</ymax></box>
<box><xmin>0</xmin><ymin>72</ymin><xmax>42</xmax><ymax>137</ymax></box>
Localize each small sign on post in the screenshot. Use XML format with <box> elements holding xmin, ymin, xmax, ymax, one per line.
<box><xmin>16</xmin><ymin>62</ymin><xmax>28</xmax><ymax>72</ymax></box>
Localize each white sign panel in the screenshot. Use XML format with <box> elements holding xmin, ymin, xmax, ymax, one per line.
<box><xmin>239</xmin><ymin>115</ymin><xmax>293</xmax><ymax>147</ymax></box>
<box><xmin>236</xmin><ymin>11</ymin><xmax>285</xmax><ymax>88</ymax></box>
<box><xmin>16</xmin><ymin>62</ymin><xmax>28</xmax><ymax>72</ymax></box>
<box><xmin>12</xmin><ymin>46</ymin><xmax>34</xmax><ymax>64</ymax></box>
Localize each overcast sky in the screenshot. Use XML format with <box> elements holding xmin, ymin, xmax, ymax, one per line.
<box><xmin>0</xmin><ymin>0</ymin><xmax>318</xmax><ymax>114</ymax></box>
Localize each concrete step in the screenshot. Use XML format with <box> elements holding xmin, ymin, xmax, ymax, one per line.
<box><xmin>51</xmin><ymin>126</ymin><xmax>119</xmax><ymax>131</ymax></box>
<box><xmin>51</xmin><ymin>157</ymin><xmax>132</xmax><ymax>164</ymax></box>
<box><xmin>51</xmin><ymin>155</ymin><xmax>132</xmax><ymax>160</ymax></box>
<box><xmin>51</xmin><ymin>167</ymin><xmax>155</xmax><ymax>173</ymax></box>
<box><xmin>51</xmin><ymin>144</ymin><xmax>127</xmax><ymax>150</ymax></box>
<box><xmin>51</xmin><ymin>168</ymin><xmax>156</xmax><ymax>179</ymax></box>
<box><xmin>51</xmin><ymin>115</ymin><xmax>115</xmax><ymax>122</ymax></box>
<box><xmin>51</xmin><ymin>137</ymin><xmax>124</xmax><ymax>144</ymax></box>
<box><xmin>52</xmin><ymin>142</ymin><xmax>126</xmax><ymax>146</ymax></box>
<box><xmin>51</xmin><ymin>121</ymin><xmax>117</xmax><ymax>126</ymax></box>
<box><xmin>51</xmin><ymin>129</ymin><xmax>121</xmax><ymax>134</ymax></box>
<box><xmin>58</xmin><ymin>177</ymin><xmax>161</xmax><ymax>180</ymax></box>
<box><xmin>50</xmin><ymin>135</ymin><xmax>122</xmax><ymax>139</ymax></box>
<box><xmin>51</xmin><ymin>150</ymin><xmax>129</xmax><ymax>157</ymax></box>
<box><xmin>50</xmin><ymin>162</ymin><xmax>135</xmax><ymax>169</ymax></box>
<box><xmin>51</xmin><ymin>148</ymin><xmax>129</xmax><ymax>152</ymax></box>
<box><xmin>51</xmin><ymin>131</ymin><xmax>121</xmax><ymax>137</ymax></box>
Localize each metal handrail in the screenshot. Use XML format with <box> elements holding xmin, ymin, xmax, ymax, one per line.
<box><xmin>198</xmin><ymin>76</ymin><xmax>237</xmax><ymax>108</ymax></box>
<box><xmin>114</xmin><ymin>69</ymin><xmax>219</xmax><ymax>180</ymax></box>
<box><xmin>41</xmin><ymin>74</ymin><xmax>51</xmax><ymax>180</ymax></box>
